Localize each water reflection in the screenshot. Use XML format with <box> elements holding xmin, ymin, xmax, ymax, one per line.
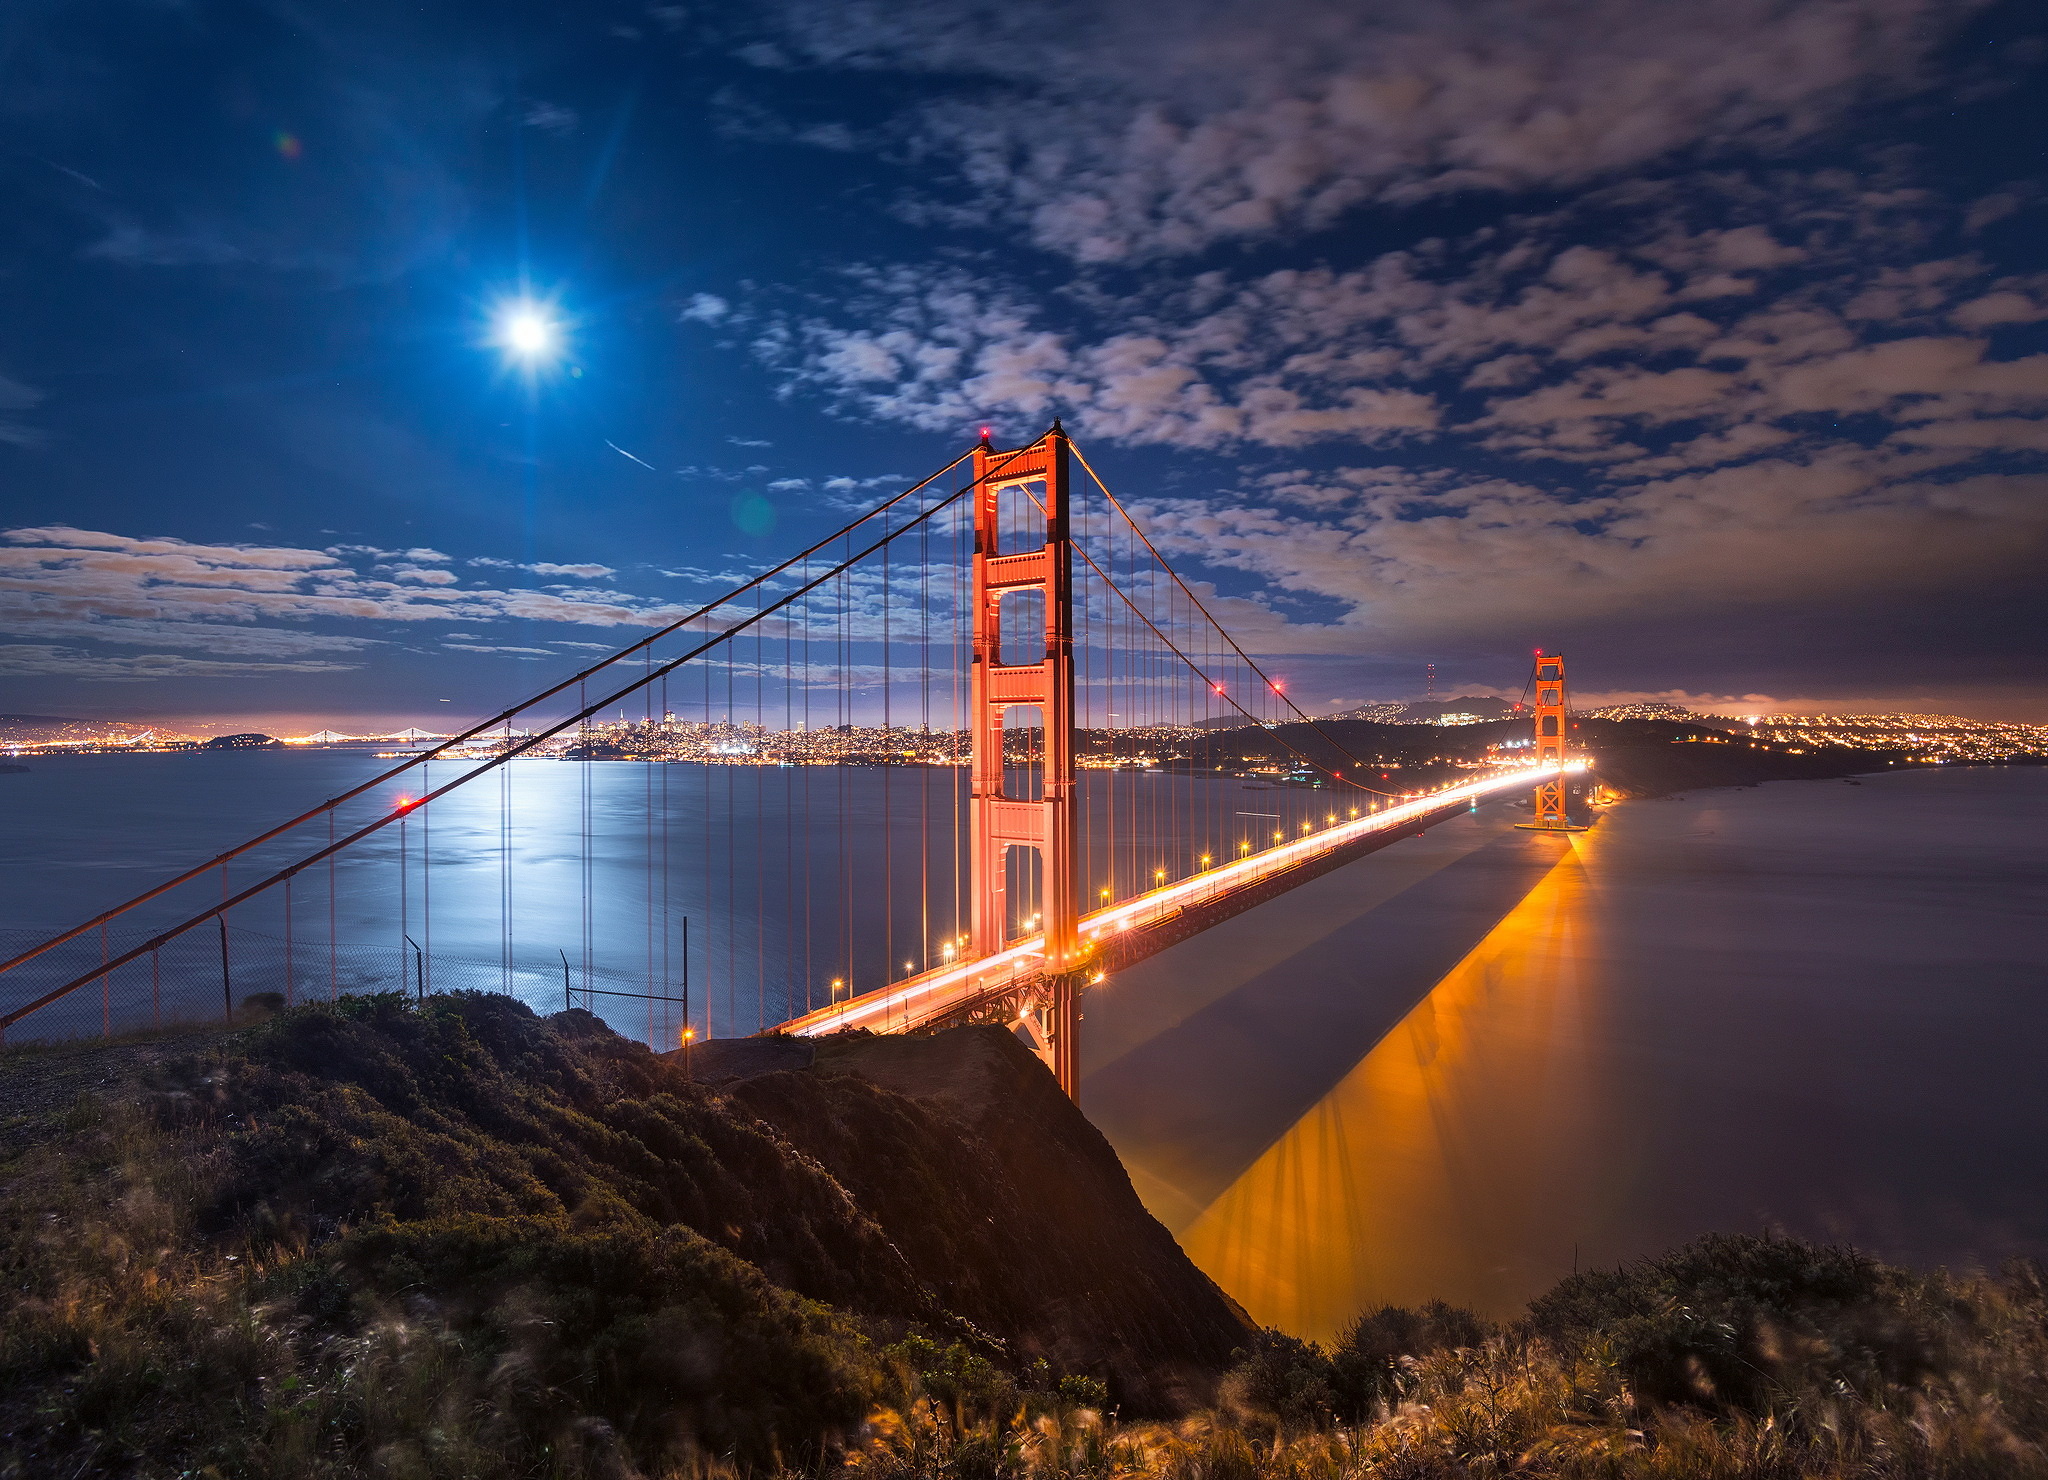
<box><xmin>1085</xmin><ymin>768</ymin><xmax>2048</xmax><ymax>1339</ymax></box>
<box><xmin>1178</xmin><ymin>838</ymin><xmax>1605</xmax><ymax>1339</ymax></box>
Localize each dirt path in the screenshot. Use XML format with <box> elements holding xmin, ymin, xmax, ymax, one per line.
<box><xmin>0</xmin><ymin>1026</ymin><xmax>236</xmax><ymax>1167</ymax></box>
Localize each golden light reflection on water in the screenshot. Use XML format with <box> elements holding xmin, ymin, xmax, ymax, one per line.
<box><xmin>1177</xmin><ymin>835</ymin><xmax>1613</xmax><ymax>1338</ymax></box>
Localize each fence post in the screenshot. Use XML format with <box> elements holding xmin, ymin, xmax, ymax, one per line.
<box><xmin>218</xmin><ymin>917</ymin><xmax>232</xmax><ymax>1024</ymax></box>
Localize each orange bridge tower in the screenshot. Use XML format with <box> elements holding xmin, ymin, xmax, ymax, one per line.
<box><xmin>968</xmin><ymin>426</ymin><xmax>1082</xmax><ymax>1095</ymax></box>
<box><xmin>1517</xmin><ymin>649</ymin><xmax>1589</xmax><ymax>833</ymax></box>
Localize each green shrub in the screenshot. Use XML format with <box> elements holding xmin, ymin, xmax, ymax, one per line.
<box><xmin>1327</xmin><ymin>1300</ymin><xmax>1490</xmax><ymax>1418</ymax></box>
<box><xmin>1526</xmin><ymin>1231</ymin><xmax>1972</xmax><ymax>1412</ymax></box>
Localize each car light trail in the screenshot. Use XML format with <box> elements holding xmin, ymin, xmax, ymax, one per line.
<box><xmin>782</xmin><ymin>759</ymin><xmax>1587</xmax><ymax>1038</ymax></box>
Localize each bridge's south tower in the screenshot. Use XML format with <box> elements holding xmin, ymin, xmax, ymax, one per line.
<box><xmin>969</xmin><ymin>427</ymin><xmax>1082</xmax><ymax>1095</ymax></box>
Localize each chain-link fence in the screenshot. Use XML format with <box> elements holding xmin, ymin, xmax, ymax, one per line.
<box><xmin>0</xmin><ymin>924</ymin><xmax>688</xmax><ymax>1050</ymax></box>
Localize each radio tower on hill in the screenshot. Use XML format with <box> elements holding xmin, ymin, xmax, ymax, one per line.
<box><xmin>1426</xmin><ymin>663</ymin><xmax>1437</xmax><ymax>703</ymax></box>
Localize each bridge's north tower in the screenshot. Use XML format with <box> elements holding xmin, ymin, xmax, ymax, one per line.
<box><xmin>1518</xmin><ymin>650</ymin><xmax>1588</xmax><ymax>833</ymax></box>
<box><xmin>968</xmin><ymin>427</ymin><xmax>1082</xmax><ymax>1095</ymax></box>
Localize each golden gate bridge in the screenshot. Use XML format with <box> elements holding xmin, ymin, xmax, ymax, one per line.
<box><xmin>0</xmin><ymin>427</ymin><xmax>1587</xmax><ymax>1091</ymax></box>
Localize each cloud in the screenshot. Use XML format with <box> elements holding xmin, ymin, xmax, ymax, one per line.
<box><xmin>466</xmin><ymin>557</ymin><xmax>618</xmax><ymax>578</ymax></box>
<box><xmin>1119</xmin><ymin>449</ymin><xmax>2048</xmax><ymax>654</ymax></box>
<box><xmin>734</xmin><ymin>182</ymin><xmax>2048</xmax><ymax>462</ymax></box>
<box><xmin>681</xmin><ymin>293</ymin><xmax>732</xmax><ymax>323</ymax></box>
<box><xmin>0</xmin><ymin>527</ymin><xmax>697</xmax><ymax>684</ymax></box>
<box><xmin>523</xmin><ymin>100</ymin><xmax>579</xmax><ymax>134</ymax></box>
<box><xmin>0</xmin><ymin>644</ymin><xmax>360</xmax><ymax>683</ymax></box>
<box><xmin>0</xmin><ymin>373</ymin><xmax>48</xmax><ymax>448</ymax></box>
<box><xmin>749</xmin><ymin>0</ymin><xmax>1984</xmax><ymax>261</ymax></box>
<box><xmin>748</xmin><ymin>264</ymin><xmax>1445</xmax><ymax>449</ymax></box>
<box><xmin>673</xmin><ymin>155</ymin><xmax>2046</xmax><ymax>689</ymax></box>
<box><xmin>331</xmin><ymin>544</ymin><xmax>452</xmax><ymax>563</ymax></box>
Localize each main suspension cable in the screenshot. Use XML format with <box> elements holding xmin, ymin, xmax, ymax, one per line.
<box><xmin>2</xmin><ymin>443</ymin><xmax>1056</xmax><ymax>1027</ymax></box>
<box><xmin>0</xmin><ymin>447</ymin><xmax>981</xmax><ymax>982</ymax></box>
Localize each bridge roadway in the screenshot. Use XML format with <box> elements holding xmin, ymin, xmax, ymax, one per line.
<box><xmin>775</xmin><ymin>759</ymin><xmax>1587</xmax><ymax>1040</ymax></box>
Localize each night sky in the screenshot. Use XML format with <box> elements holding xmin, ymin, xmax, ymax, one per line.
<box><xmin>2</xmin><ymin>0</ymin><xmax>2044</xmax><ymax>730</ymax></box>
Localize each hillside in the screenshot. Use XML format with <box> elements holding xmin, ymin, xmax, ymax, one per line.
<box><xmin>1587</xmin><ymin>736</ymin><xmax>1899</xmax><ymax>797</ymax></box>
<box><xmin>8</xmin><ymin>998</ymin><xmax>2048</xmax><ymax>1478</ymax></box>
<box><xmin>0</xmin><ymin>996</ymin><xmax>1247</xmax><ymax>1477</ymax></box>
<box><xmin>698</xmin><ymin>1028</ymin><xmax>1251</xmax><ymax>1398</ymax></box>
<box><xmin>1188</xmin><ymin>715</ymin><xmax>1900</xmax><ymax>798</ymax></box>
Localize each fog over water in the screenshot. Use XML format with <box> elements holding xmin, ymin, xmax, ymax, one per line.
<box><xmin>3</xmin><ymin>755</ymin><xmax>2043</xmax><ymax>1338</ymax></box>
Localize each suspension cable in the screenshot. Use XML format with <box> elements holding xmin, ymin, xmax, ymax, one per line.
<box><xmin>993</xmin><ymin>443</ymin><xmax>1399</xmax><ymax>798</ymax></box>
<box><xmin>0</xmin><ymin>447</ymin><xmax>980</xmax><ymax>982</ymax></box>
<box><xmin>1070</xmin><ymin>444</ymin><xmax>1400</xmax><ymax>792</ymax></box>
<box><xmin>1</xmin><ymin>446</ymin><xmax>1048</xmax><ymax>1026</ymax></box>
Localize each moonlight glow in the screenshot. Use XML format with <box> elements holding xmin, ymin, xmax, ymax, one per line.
<box><xmin>494</xmin><ymin>301</ymin><xmax>560</xmax><ymax>362</ymax></box>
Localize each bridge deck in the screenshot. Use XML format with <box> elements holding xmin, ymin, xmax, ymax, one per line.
<box><xmin>775</xmin><ymin>761</ymin><xmax>1585</xmax><ymax>1039</ymax></box>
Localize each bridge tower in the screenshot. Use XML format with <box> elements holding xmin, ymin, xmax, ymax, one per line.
<box><xmin>1517</xmin><ymin>649</ymin><xmax>1588</xmax><ymax>832</ymax></box>
<box><xmin>969</xmin><ymin>425</ymin><xmax>1082</xmax><ymax>1095</ymax></box>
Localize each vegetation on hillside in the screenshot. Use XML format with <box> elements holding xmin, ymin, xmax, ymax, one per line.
<box><xmin>4</xmin><ymin>997</ymin><xmax>2046</xmax><ymax>1478</ymax></box>
<box><xmin>848</xmin><ymin>1234</ymin><xmax>2048</xmax><ymax>1480</ymax></box>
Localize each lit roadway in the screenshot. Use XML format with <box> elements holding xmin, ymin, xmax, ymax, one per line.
<box><xmin>777</xmin><ymin>759</ymin><xmax>1588</xmax><ymax>1039</ymax></box>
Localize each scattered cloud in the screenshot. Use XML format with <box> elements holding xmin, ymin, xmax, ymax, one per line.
<box><xmin>749</xmin><ymin>0</ymin><xmax>1988</xmax><ymax>262</ymax></box>
<box><xmin>0</xmin><ymin>644</ymin><xmax>359</xmax><ymax>683</ymax></box>
<box><xmin>523</xmin><ymin>100</ymin><xmax>579</xmax><ymax>134</ymax></box>
<box><xmin>465</xmin><ymin>557</ymin><xmax>618</xmax><ymax>579</ymax></box>
<box><xmin>0</xmin><ymin>527</ymin><xmax>688</xmax><ymax>683</ymax></box>
<box><xmin>681</xmin><ymin>293</ymin><xmax>731</xmax><ymax>323</ymax></box>
<box><xmin>0</xmin><ymin>373</ymin><xmax>49</xmax><ymax>448</ymax></box>
<box><xmin>730</xmin><ymin>183</ymin><xmax>2048</xmax><ymax>465</ymax></box>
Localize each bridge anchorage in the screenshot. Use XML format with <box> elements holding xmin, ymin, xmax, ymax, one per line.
<box><xmin>2</xmin><ymin>421</ymin><xmax>1590</xmax><ymax>1092</ymax></box>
